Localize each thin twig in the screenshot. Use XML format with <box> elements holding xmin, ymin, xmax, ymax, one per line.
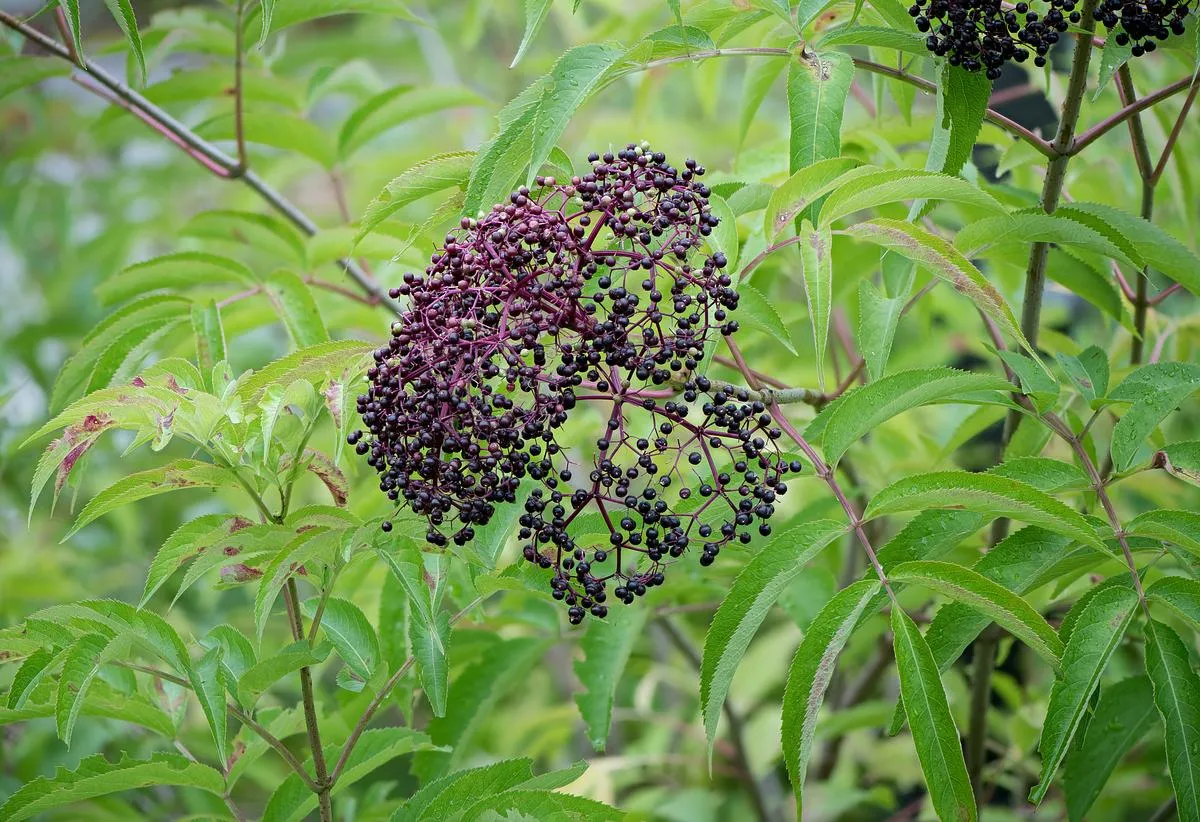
<box><xmin>1116</xmin><ymin>65</ymin><xmax>1157</xmax><ymax>366</ymax></box>
<box><xmin>233</xmin><ymin>0</ymin><xmax>248</xmax><ymax>172</ymax></box>
<box><xmin>284</xmin><ymin>579</ymin><xmax>334</xmax><ymax>821</ymax></box>
<box><xmin>1072</xmin><ymin>74</ymin><xmax>1200</xmax><ymax>155</ymax></box>
<box><xmin>0</xmin><ymin>9</ymin><xmax>395</xmax><ymax>313</ymax></box>
<box><xmin>1150</xmin><ymin>80</ymin><xmax>1199</xmax><ymax>184</ymax></box>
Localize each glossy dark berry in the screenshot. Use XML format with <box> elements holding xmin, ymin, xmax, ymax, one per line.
<box><xmin>355</xmin><ymin>144</ymin><xmax>793</xmax><ymax>623</ymax></box>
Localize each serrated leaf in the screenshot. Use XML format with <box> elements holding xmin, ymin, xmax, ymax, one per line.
<box><xmin>304</xmin><ymin>597</ymin><xmax>379</xmax><ymax>679</ymax></box>
<box><xmin>254</xmin><ymin>529</ymin><xmax>338</xmax><ymax>638</ymax></box>
<box><xmin>264</xmin><ymin>270</ymin><xmax>329</xmax><ymax>348</ymax></box>
<box><xmin>1111</xmin><ymin>382</ymin><xmax>1200</xmax><ymax>471</ymax></box>
<box><xmin>865</xmin><ymin>471</ymin><xmax>1104</xmax><ymax>551</ymax></box>
<box><xmin>787</xmin><ymin>49</ymin><xmax>854</xmax><ymax>225</ymax></box>
<box><xmin>1127</xmin><ymin>510</ymin><xmax>1200</xmax><ymax>558</ymax></box>
<box><xmin>412</xmin><ymin>637</ymin><xmax>546</xmax><ymax>782</ymax></box>
<box><xmin>7</xmin><ymin>647</ymin><xmax>63</xmax><ymax>710</ymax></box>
<box><xmin>997</xmin><ymin>350</ymin><xmax>1059</xmax><ymax>412</ymax></box>
<box><xmin>264</xmin><ymin>727</ymin><xmax>438</xmax><ymax>822</ymax></box>
<box><xmin>819</xmin><ymin>169</ymin><xmax>1005</xmax><ymax>228</ymax></box>
<box><xmin>1161</xmin><ymin>441</ymin><xmax>1200</xmax><ymax>487</ymax></box>
<box><xmin>378</xmin><ymin>540</ymin><xmax>445</xmax><ymax>663</ymax></box>
<box><xmin>237</xmin><ymin>640</ymin><xmax>332</xmax><ymax>708</ymax></box>
<box><xmin>925</xmin><ymin>63</ymin><xmax>990</xmax><ymax>179</ymax></box>
<box><xmin>763</xmin><ymin>157</ymin><xmax>864</xmax><ymax>240</ymax></box>
<box><xmin>193</xmin><ymin>645</ymin><xmax>227</xmax><ymax>760</ymax></box>
<box><xmin>140</xmin><ymin>515</ymin><xmax>251</xmax><ymax>606</ymax></box>
<box><xmin>818</xmin><ymin>25</ymin><xmax>925</xmax><ymax>54</ymax></box>
<box><xmin>102</xmin><ymin>0</ymin><xmax>145</xmax><ymax>84</ymax></box>
<box><xmin>891</xmin><ymin>560</ymin><xmax>1063</xmax><ymax>668</ymax></box>
<box><xmin>843</xmin><ymin>218</ymin><xmax>1036</xmax><ymax>360</ymax></box>
<box><xmin>735</xmin><ymin>282</ymin><xmax>797</xmax><ymax>355</ymax></box>
<box><xmin>1062</xmin><ymin>202</ymin><xmax>1200</xmax><ymax>297</ymax></box>
<box><xmin>956</xmin><ymin>212</ymin><xmax>1134</xmax><ymax>268</ymax></box>
<box><xmin>201</xmin><ymin>624</ymin><xmax>258</xmax><ymax>691</ymax></box>
<box><xmin>1064</xmin><ymin>675</ymin><xmax>1157</xmax><ymax>822</ymax></box>
<box><xmin>891</xmin><ymin>608</ymin><xmax>977</xmax><ymax>822</ymax></box>
<box><xmin>460</xmin><ymin>790</ymin><xmax>624</xmax><ymax>821</ymax></box>
<box><xmin>1093</xmin><ymin>35</ymin><xmax>1133</xmax><ymax>100</ymax></box>
<box><xmin>526</xmin><ymin>44</ymin><xmax>625</xmax><ymax>188</ymax></box>
<box><xmin>56</xmin><ymin>633</ymin><xmax>128</xmax><ymax>745</ymax></box>
<box><xmin>856</xmin><ymin>277</ymin><xmax>904</xmax><ymax>382</ymax></box>
<box><xmin>355</xmin><ymin>152</ymin><xmax>473</xmax><ymax>245</ymax></box>
<box><xmin>574</xmin><ymin>605</ymin><xmax>647</xmax><ymax>751</ymax></box>
<box><xmin>987</xmin><ymin>458</ymin><xmax>1089</xmax><ymax>494</ymax></box>
<box><xmin>797</xmin><ymin>221</ymin><xmax>832</xmax><ymax>389</ymax></box>
<box><xmin>410</xmin><ymin>607</ymin><xmax>449</xmax><ymax>717</ymax></box>
<box><xmin>394</xmin><ymin>758</ymin><xmax>538</xmax><ymax>822</ymax></box>
<box><xmin>817</xmin><ymin>367</ymin><xmax>1012</xmax><ymax>466</ymax></box>
<box><xmin>0</xmin><ymin>57</ymin><xmax>71</xmax><ymax>100</ymax></box>
<box><xmin>59</xmin><ymin>0</ymin><xmax>84</xmax><ymax>66</ymax></box>
<box><xmin>1056</xmin><ymin>346</ymin><xmax>1109</xmax><ymax>404</ymax></box>
<box><xmin>1144</xmin><ymin>620</ymin><xmax>1200</xmax><ymax>822</ymax></box>
<box><xmin>1</xmin><ymin>680</ymin><xmax>174</xmax><ymax>738</ymax></box>
<box><xmin>1147</xmin><ymin>576</ymin><xmax>1200</xmax><ymax>630</ymax></box>
<box><xmin>0</xmin><ymin>752</ymin><xmax>224</xmax><ymax>821</ymax></box>
<box><xmin>190</xmin><ymin>301</ymin><xmax>227</xmax><ymax>388</ymax></box>
<box><xmin>257</xmin><ymin>0</ymin><xmax>276</xmax><ymax>46</ymax></box>
<box><xmin>782</xmin><ymin>578</ymin><xmax>880</xmax><ymax>811</ymax></box>
<box><xmin>511</xmin><ymin>0</ymin><xmax>554</xmax><ymax>67</ymax></box>
<box><xmin>65</xmin><ymin>460</ymin><xmax>233</xmax><ymax>539</ymax></box>
<box><xmin>98</xmin><ymin>252</ymin><xmax>256</xmax><ymax>306</ymax></box>
<box><xmin>1031</xmin><ymin>585</ymin><xmax>1139</xmax><ymax>803</ymax></box>
<box><xmin>700</xmin><ymin>520</ymin><xmax>845</xmax><ymax>760</ymax></box>
<box><xmin>236</xmin><ymin>340</ymin><xmax>375</xmax><ymax>403</ymax></box>
<box><xmin>466</xmin><ymin>44</ymin><xmax>623</xmax><ymax>215</ymax></box>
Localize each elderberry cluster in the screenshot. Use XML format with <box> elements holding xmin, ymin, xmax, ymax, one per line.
<box><xmin>1097</xmin><ymin>0</ymin><xmax>1192</xmax><ymax>55</ymax></box>
<box><xmin>910</xmin><ymin>0</ymin><xmax>1079</xmax><ymax>76</ymax></box>
<box><xmin>910</xmin><ymin>0</ymin><xmax>1195</xmax><ymax>76</ymax></box>
<box><xmin>350</xmin><ymin>143</ymin><xmax>798</xmax><ymax>623</ymax></box>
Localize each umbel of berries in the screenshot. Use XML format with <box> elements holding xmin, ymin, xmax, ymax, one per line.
<box><xmin>349</xmin><ymin>143</ymin><xmax>801</xmax><ymax>623</ymax></box>
<box><xmin>910</xmin><ymin>0</ymin><xmax>1195</xmax><ymax>74</ymax></box>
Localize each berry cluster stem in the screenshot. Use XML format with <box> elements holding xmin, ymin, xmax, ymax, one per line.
<box><xmin>284</xmin><ymin>578</ymin><xmax>335</xmax><ymax>821</ymax></box>
<box><xmin>1021</xmin><ymin>0</ymin><xmax>1100</xmax><ymax>345</ymax></box>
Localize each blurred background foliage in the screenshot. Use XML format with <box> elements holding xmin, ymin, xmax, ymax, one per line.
<box><xmin>0</xmin><ymin>0</ymin><xmax>1197</xmax><ymax>819</ymax></box>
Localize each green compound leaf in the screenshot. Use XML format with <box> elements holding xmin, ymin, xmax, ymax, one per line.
<box><xmin>701</xmin><ymin>520</ymin><xmax>845</xmax><ymax>762</ymax></box>
<box><xmin>1144</xmin><ymin>620</ymin><xmax>1200</xmax><ymax>822</ymax></box>
<box><xmin>892</xmin><ymin>608</ymin><xmax>977</xmax><ymax>822</ymax></box>
<box><xmin>1031</xmin><ymin>585</ymin><xmax>1139</xmax><ymax>804</ymax></box>
<box><xmin>865</xmin><ymin>471</ymin><xmax>1106</xmax><ymax>551</ymax></box>
<box><xmin>1064</xmin><ymin>675</ymin><xmax>1157</xmax><ymax>822</ymax></box>
<box><xmin>782</xmin><ymin>578</ymin><xmax>880</xmax><ymax>812</ymax></box>
<box><xmin>891</xmin><ymin>560</ymin><xmax>1062</xmax><ymax>669</ymax></box>
<box><xmin>0</xmin><ymin>753</ymin><xmax>224</xmax><ymax>821</ymax></box>
<box><xmin>816</xmin><ymin>367</ymin><xmax>1012</xmax><ymax>466</ymax></box>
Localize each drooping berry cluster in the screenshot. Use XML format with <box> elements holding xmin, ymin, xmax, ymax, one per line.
<box><xmin>350</xmin><ymin>143</ymin><xmax>799</xmax><ymax>622</ymax></box>
<box><xmin>910</xmin><ymin>0</ymin><xmax>1195</xmax><ymax>76</ymax></box>
<box><xmin>1097</xmin><ymin>0</ymin><xmax>1192</xmax><ymax>54</ymax></box>
<box><xmin>910</xmin><ymin>0</ymin><xmax>1079</xmax><ymax>77</ymax></box>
